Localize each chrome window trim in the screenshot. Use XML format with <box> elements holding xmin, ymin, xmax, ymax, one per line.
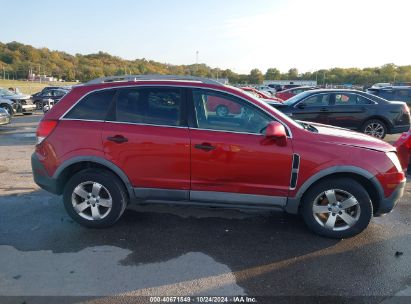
<box><xmin>104</xmin><ymin>120</ymin><xmax>189</xmax><ymax>129</ymax></box>
<box><xmin>59</xmin><ymin>84</ymin><xmax>293</xmax><ymax>138</ymax></box>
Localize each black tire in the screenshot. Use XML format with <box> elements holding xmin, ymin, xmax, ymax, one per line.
<box><xmin>35</xmin><ymin>101</ymin><xmax>42</xmax><ymax>110</ymax></box>
<box><xmin>300</xmin><ymin>178</ymin><xmax>373</xmax><ymax>239</ymax></box>
<box><xmin>1</xmin><ymin>104</ymin><xmax>14</xmax><ymax>117</ymax></box>
<box><xmin>63</xmin><ymin>168</ymin><xmax>128</xmax><ymax>228</ymax></box>
<box><xmin>361</xmin><ymin>119</ymin><xmax>387</xmax><ymax>139</ymax></box>
<box><xmin>216</xmin><ymin>105</ymin><xmax>229</xmax><ymax>117</ymax></box>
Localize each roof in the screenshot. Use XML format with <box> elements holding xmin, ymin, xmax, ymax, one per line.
<box><xmin>84</xmin><ymin>74</ymin><xmax>224</xmax><ymax>86</ymax></box>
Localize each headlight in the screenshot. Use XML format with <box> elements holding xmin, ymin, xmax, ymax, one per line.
<box><xmin>386</xmin><ymin>152</ymin><xmax>403</xmax><ymax>172</ymax></box>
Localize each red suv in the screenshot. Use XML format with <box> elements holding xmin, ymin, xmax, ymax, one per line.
<box><xmin>31</xmin><ymin>75</ymin><xmax>406</xmax><ymax>238</ymax></box>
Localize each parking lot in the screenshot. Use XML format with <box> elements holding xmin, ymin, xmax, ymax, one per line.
<box><xmin>0</xmin><ymin>114</ymin><xmax>411</xmax><ymax>302</ymax></box>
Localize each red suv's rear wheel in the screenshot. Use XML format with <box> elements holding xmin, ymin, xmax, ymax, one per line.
<box><xmin>300</xmin><ymin>178</ymin><xmax>373</xmax><ymax>238</ymax></box>
<box><xmin>63</xmin><ymin>169</ymin><xmax>128</xmax><ymax>228</ymax></box>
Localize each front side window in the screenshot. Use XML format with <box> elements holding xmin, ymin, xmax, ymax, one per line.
<box><xmin>300</xmin><ymin>94</ymin><xmax>330</xmax><ymax>107</ymax></box>
<box><xmin>65</xmin><ymin>89</ymin><xmax>116</xmax><ymax>120</ymax></box>
<box><xmin>115</xmin><ymin>87</ymin><xmax>183</xmax><ymax>126</ymax></box>
<box><xmin>192</xmin><ymin>89</ymin><xmax>272</xmax><ymax>134</ymax></box>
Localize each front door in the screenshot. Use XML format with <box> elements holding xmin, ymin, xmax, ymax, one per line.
<box><xmin>188</xmin><ymin>89</ymin><xmax>293</xmax><ymax>205</ymax></box>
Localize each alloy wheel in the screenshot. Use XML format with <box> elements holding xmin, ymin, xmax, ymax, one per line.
<box><xmin>312</xmin><ymin>189</ymin><xmax>361</xmax><ymax>231</ymax></box>
<box><xmin>71</xmin><ymin>181</ymin><xmax>112</xmax><ymax>220</ymax></box>
<box><xmin>364</xmin><ymin>122</ymin><xmax>385</xmax><ymax>138</ymax></box>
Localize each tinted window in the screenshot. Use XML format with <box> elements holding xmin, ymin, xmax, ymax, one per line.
<box><xmin>356</xmin><ymin>95</ymin><xmax>375</xmax><ymax>105</ymax></box>
<box><xmin>300</xmin><ymin>94</ymin><xmax>330</xmax><ymax>107</ymax></box>
<box><xmin>115</xmin><ymin>87</ymin><xmax>183</xmax><ymax>126</ymax></box>
<box><xmin>396</xmin><ymin>90</ymin><xmax>411</xmax><ymax>98</ymax></box>
<box><xmin>65</xmin><ymin>90</ymin><xmax>116</xmax><ymax>120</ymax></box>
<box><xmin>334</xmin><ymin>93</ymin><xmax>356</xmax><ymax>105</ymax></box>
<box><xmin>192</xmin><ymin>89</ymin><xmax>272</xmax><ymax>134</ymax></box>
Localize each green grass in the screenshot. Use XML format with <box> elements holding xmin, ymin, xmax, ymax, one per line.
<box><xmin>0</xmin><ymin>79</ymin><xmax>78</xmax><ymax>95</ymax></box>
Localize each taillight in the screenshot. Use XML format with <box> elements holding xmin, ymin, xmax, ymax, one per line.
<box><xmin>402</xmin><ymin>104</ymin><xmax>410</xmax><ymax>114</ymax></box>
<box><xmin>36</xmin><ymin>119</ymin><xmax>58</xmax><ymax>145</ymax></box>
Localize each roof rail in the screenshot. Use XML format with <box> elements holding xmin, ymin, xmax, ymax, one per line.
<box><xmin>86</xmin><ymin>74</ymin><xmax>224</xmax><ymax>86</ymax></box>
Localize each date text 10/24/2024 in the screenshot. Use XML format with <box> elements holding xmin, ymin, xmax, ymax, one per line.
<box><xmin>149</xmin><ymin>296</ymin><xmax>257</xmax><ymax>303</ymax></box>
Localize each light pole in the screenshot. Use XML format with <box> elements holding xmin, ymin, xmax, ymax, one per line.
<box><xmin>195</xmin><ymin>51</ymin><xmax>199</xmax><ymax>74</ymax></box>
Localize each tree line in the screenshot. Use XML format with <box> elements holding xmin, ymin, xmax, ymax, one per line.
<box><xmin>1</xmin><ymin>41</ymin><xmax>410</xmax><ymax>85</ymax></box>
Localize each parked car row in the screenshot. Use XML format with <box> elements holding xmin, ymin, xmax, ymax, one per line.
<box><xmin>367</xmin><ymin>86</ymin><xmax>411</xmax><ymax>106</ymax></box>
<box><xmin>266</xmin><ymin>89</ymin><xmax>410</xmax><ymax>139</ymax></box>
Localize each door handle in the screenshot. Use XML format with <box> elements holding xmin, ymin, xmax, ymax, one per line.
<box><xmin>107</xmin><ymin>135</ymin><xmax>128</xmax><ymax>143</ymax></box>
<box><xmin>320</xmin><ymin>108</ymin><xmax>329</xmax><ymax>112</ymax></box>
<box><xmin>195</xmin><ymin>143</ymin><xmax>216</xmax><ymax>151</ymax></box>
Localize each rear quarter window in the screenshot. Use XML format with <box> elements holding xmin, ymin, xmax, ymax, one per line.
<box><xmin>65</xmin><ymin>89</ymin><xmax>116</xmax><ymax>120</ymax></box>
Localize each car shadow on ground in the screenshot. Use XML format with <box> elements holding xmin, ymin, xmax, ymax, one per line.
<box><xmin>0</xmin><ymin>190</ymin><xmax>338</xmax><ymax>271</ymax></box>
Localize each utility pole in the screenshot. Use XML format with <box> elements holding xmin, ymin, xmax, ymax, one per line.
<box><xmin>195</xmin><ymin>51</ymin><xmax>199</xmax><ymax>74</ymax></box>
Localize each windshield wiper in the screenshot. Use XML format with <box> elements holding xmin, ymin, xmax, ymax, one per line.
<box><xmin>298</xmin><ymin>121</ymin><xmax>318</xmax><ymax>133</ymax></box>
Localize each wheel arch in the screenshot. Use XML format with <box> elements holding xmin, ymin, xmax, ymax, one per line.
<box><xmin>285</xmin><ymin>166</ymin><xmax>383</xmax><ymax>215</ymax></box>
<box><xmin>53</xmin><ymin>156</ymin><xmax>135</xmax><ymax>200</ymax></box>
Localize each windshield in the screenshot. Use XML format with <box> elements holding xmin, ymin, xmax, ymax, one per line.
<box><xmin>228</xmin><ymin>85</ymin><xmax>303</xmax><ymax>130</ymax></box>
<box><xmin>0</xmin><ymin>88</ymin><xmax>15</xmax><ymax>97</ymax></box>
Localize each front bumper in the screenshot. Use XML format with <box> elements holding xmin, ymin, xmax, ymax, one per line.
<box><xmin>22</xmin><ymin>104</ymin><xmax>36</xmax><ymax>113</ymax></box>
<box><xmin>390</xmin><ymin>125</ymin><xmax>410</xmax><ymax>134</ymax></box>
<box><xmin>374</xmin><ymin>179</ymin><xmax>406</xmax><ymax>216</ymax></box>
<box><xmin>31</xmin><ymin>153</ymin><xmax>59</xmax><ymax>194</ymax></box>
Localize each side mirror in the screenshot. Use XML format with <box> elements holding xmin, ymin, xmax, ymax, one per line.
<box><xmin>297</xmin><ymin>102</ymin><xmax>306</xmax><ymax>109</ymax></box>
<box><xmin>265</xmin><ymin>121</ymin><xmax>287</xmax><ymax>139</ymax></box>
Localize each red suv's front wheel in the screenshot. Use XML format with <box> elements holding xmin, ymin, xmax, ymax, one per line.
<box><xmin>300</xmin><ymin>178</ymin><xmax>373</xmax><ymax>238</ymax></box>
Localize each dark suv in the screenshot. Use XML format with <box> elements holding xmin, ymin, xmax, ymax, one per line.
<box><xmin>367</xmin><ymin>86</ymin><xmax>411</xmax><ymax>106</ymax></box>
<box><xmin>31</xmin><ymin>75</ymin><xmax>406</xmax><ymax>238</ymax></box>
<box><xmin>267</xmin><ymin>89</ymin><xmax>410</xmax><ymax>139</ymax></box>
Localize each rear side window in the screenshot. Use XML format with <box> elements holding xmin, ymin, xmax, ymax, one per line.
<box><xmin>356</xmin><ymin>95</ymin><xmax>375</xmax><ymax>105</ymax></box>
<box><xmin>115</xmin><ymin>87</ymin><xmax>183</xmax><ymax>126</ymax></box>
<box><xmin>65</xmin><ymin>90</ymin><xmax>116</xmax><ymax>120</ymax></box>
<box><xmin>335</xmin><ymin>94</ymin><xmax>356</xmax><ymax>105</ymax></box>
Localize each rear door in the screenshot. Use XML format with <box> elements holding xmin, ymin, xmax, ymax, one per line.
<box><xmin>327</xmin><ymin>93</ymin><xmax>369</xmax><ymax>129</ymax></box>
<box><xmin>291</xmin><ymin>93</ymin><xmax>331</xmax><ymax>124</ymax></box>
<box><xmin>102</xmin><ymin>86</ymin><xmax>190</xmax><ymax>199</ymax></box>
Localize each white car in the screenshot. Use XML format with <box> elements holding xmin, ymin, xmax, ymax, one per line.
<box><xmin>371</xmin><ymin>83</ymin><xmax>391</xmax><ymax>89</ymax></box>
<box><xmin>0</xmin><ymin>88</ymin><xmax>36</xmax><ymax>116</ymax></box>
<box><xmin>0</xmin><ymin>107</ymin><xmax>11</xmax><ymax>125</ymax></box>
<box><xmin>255</xmin><ymin>85</ymin><xmax>276</xmax><ymax>96</ymax></box>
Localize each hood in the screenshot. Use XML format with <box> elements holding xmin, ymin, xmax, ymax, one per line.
<box><xmin>307</xmin><ymin>122</ymin><xmax>395</xmax><ymax>153</ymax></box>
<box><xmin>12</xmin><ymin>93</ymin><xmax>30</xmax><ymax>100</ymax></box>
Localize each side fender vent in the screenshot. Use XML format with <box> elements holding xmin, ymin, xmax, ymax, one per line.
<box><xmin>290</xmin><ymin>154</ymin><xmax>300</xmax><ymax>190</ymax></box>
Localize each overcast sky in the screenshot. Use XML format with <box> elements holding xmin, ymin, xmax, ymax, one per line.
<box><xmin>1</xmin><ymin>0</ymin><xmax>410</xmax><ymax>74</ymax></box>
